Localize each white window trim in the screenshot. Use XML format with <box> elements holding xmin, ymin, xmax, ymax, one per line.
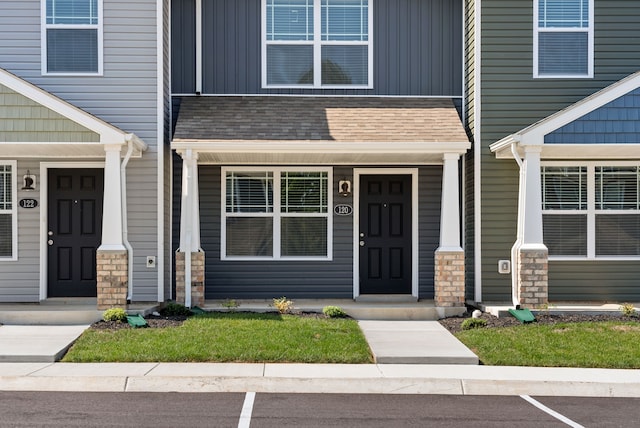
<box><xmin>261</xmin><ymin>0</ymin><xmax>373</xmax><ymax>89</ymax></box>
<box><xmin>542</xmin><ymin>161</ymin><xmax>640</xmax><ymax>261</ymax></box>
<box><xmin>533</xmin><ymin>0</ymin><xmax>594</xmax><ymax>79</ymax></box>
<box><xmin>41</xmin><ymin>0</ymin><xmax>104</xmax><ymax>76</ymax></box>
<box><xmin>0</xmin><ymin>161</ymin><xmax>18</xmax><ymax>261</ymax></box>
<box><xmin>221</xmin><ymin>166</ymin><xmax>333</xmax><ymax>261</ymax></box>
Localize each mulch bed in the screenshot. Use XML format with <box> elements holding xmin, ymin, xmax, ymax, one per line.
<box><xmin>438</xmin><ymin>311</ymin><xmax>640</xmax><ymax>334</ymax></box>
<box><xmin>91</xmin><ymin>311</ymin><xmax>331</xmax><ymax>330</ymax></box>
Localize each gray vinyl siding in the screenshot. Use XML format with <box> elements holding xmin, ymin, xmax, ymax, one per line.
<box><xmin>463</xmin><ymin>0</ymin><xmax>475</xmax><ymax>300</ymax></box>
<box><xmin>187</xmin><ymin>165</ymin><xmax>441</xmax><ymax>299</ymax></box>
<box><xmin>479</xmin><ymin>1</ymin><xmax>640</xmax><ymax>301</ymax></box>
<box><xmin>0</xmin><ymin>0</ymin><xmax>161</xmax><ymax>302</ymax></box>
<box><xmin>164</xmin><ymin>0</ymin><xmax>173</xmax><ymax>300</ymax></box>
<box><xmin>172</xmin><ymin>0</ymin><xmax>462</xmax><ymax>97</ymax></box>
<box><xmin>0</xmin><ymin>159</ymin><xmax>40</xmax><ymax>302</ymax></box>
<box><xmin>418</xmin><ymin>166</ymin><xmax>442</xmax><ymax>299</ymax></box>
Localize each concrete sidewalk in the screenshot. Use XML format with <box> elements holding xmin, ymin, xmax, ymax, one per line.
<box><xmin>1</xmin><ymin>362</ymin><xmax>640</xmax><ymax>397</ymax></box>
<box><xmin>0</xmin><ymin>321</ymin><xmax>478</xmax><ymax>365</ymax></box>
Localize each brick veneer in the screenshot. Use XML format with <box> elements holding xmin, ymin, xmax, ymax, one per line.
<box><xmin>96</xmin><ymin>249</ymin><xmax>128</xmax><ymax>310</ymax></box>
<box><xmin>175</xmin><ymin>251</ymin><xmax>205</xmax><ymax>307</ymax></box>
<box><xmin>518</xmin><ymin>248</ymin><xmax>549</xmax><ymax>308</ymax></box>
<box><xmin>434</xmin><ymin>249</ymin><xmax>465</xmax><ymax>307</ymax></box>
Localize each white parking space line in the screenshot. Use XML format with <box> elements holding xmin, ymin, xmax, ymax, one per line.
<box><xmin>238</xmin><ymin>392</ymin><xmax>256</xmax><ymax>428</ymax></box>
<box><xmin>521</xmin><ymin>395</ymin><xmax>585</xmax><ymax>428</ymax></box>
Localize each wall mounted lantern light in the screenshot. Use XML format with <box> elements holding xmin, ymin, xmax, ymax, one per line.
<box><xmin>338</xmin><ymin>179</ymin><xmax>351</xmax><ymax>197</ymax></box>
<box><xmin>22</xmin><ymin>170</ymin><xmax>36</xmax><ymax>191</ymax></box>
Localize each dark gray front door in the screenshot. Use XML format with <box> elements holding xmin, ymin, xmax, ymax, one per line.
<box><xmin>359</xmin><ymin>174</ymin><xmax>412</xmax><ymax>294</ymax></box>
<box><xmin>47</xmin><ymin>168</ymin><xmax>103</xmax><ymax>298</ymax></box>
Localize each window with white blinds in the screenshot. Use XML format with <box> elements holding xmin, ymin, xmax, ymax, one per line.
<box><xmin>542</xmin><ymin>164</ymin><xmax>640</xmax><ymax>258</ymax></box>
<box><xmin>534</xmin><ymin>0</ymin><xmax>592</xmax><ymax>78</ymax></box>
<box><xmin>223</xmin><ymin>168</ymin><xmax>331</xmax><ymax>259</ymax></box>
<box><xmin>263</xmin><ymin>0</ymin><xmax>371</xmax><ymax>88</ymax></box>
<box><xmin>0</xmin><ymin>162</ymin><xmax>17</xmax><ymax>260</ymax></box>
<box><xmin>43</xmin><ymin>0</ymin><xmax>102</xmax><ymax>74</ymax></box>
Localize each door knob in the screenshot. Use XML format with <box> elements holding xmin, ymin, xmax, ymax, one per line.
<box><xmin>359</xmin><ymin>240</ymin><xmax>365</xmax><ymax>247</ymax></box>
<box><xmin>47</xmin><ymin>239</ymin><xmax>54</xmax><ymax>246</ymax></box>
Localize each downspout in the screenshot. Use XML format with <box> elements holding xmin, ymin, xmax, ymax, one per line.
<box><xmin>510</xmin><ymin>140</ymin><xmax>524</xmax><ymax>307</ymax></box>
<box><xmin>121</xmin><ymin>137</ymin><xmax>135</xmax><ymax>301</ymax></box>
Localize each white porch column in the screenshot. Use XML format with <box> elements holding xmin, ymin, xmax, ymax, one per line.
<box><xmin>435</xmin><ymin>153</ymin><xmax>465</xmax><ymax>309</ymax></box>
<box><xmin>439</xmin><ymin>153</ymin><xmax>462</xmax><ymax>251</ymax></box>
<box><xmin>521</xmin><ymin>146</ymin><xmax>545</xmax><ymax>248</ymax></box>
<box><xmin>514</xmin><ymin>145</ymin><xmax>548</xmax><ymax>308</ymax></box>
<box><xmin>176</xmin><ymin>150</ymin><xmax>204</xmax><ymax>308</ymax></box>
<box><xmin>99</xmin><ymin>144</ymin><xmax>125</xmax><ymax>251</ymax></box>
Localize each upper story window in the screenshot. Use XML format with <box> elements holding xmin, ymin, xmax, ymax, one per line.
<box><xmin>542</xmin><ymin>164</ymin><xmax>640</xmax><ymax>259</ymax></box>
<box><xmin>534</xmin><ymin>0</ymin><xmax>593</xmax><ymax>78</ymax></box>
<box><xmin>0</xmin><ymin>161</ymin><xmax>17</xmax><ymax>261</ymax></box>
<box><xmin>43</xmin><ymin>0</ymin><xmax>103</xmax><ymax>75</ymax></box>
<box><xmin>262</xmin><ymin>0</ymin><xmax>372</xmax><ymax>88</ymax></box>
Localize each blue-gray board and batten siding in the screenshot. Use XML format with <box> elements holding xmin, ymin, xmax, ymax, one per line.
<box><xmin>172</xmin><ymin>165</ymin><xmax>442</xmax><ymax>299</ymax></box>
<box><xmin>171</xmin><ymin>0</ymin><xmax>463</xmax><ymax>97</ymax></box>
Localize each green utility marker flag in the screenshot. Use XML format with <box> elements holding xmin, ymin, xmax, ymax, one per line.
<box><xmin>508</xmin><ymin>308</ymin><xmax>536</xmax><ymax>323</ymax></box>
<box><xmin>126</xmin><ymin>314</ymin><xmax>148</xmax><ymax>328</ymax></box>
<box><xmin>191</xmin><ymin>306</ymin><xmax>206</xmax><ymax>314</ymax></box>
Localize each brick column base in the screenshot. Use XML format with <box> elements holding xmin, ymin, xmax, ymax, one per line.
<box><xmin>175</xmin><ymin>251</ymin><xmax>205</xmax><ymax>307</ymax></box>
<box><xmin>96</xmin><ymin>249</ymin><xmax>128</xmax><ymax>310</ymax></box>
<box><xmin>518</xmin><ymin>248</ymin><xmax>549</xmax><ymax>309</ymax></box>
<box><xmin>434</xmin><ymin>249</ymin><xmax>465</xmax><ymax>307</ymax></box>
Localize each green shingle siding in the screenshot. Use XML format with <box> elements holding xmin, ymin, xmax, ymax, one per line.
<box><xmin>0</xmin><ymin>84</ymin><xmax>99</xmax><ymax>143</ymax></box>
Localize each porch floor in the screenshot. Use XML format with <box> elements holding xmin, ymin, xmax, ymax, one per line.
<box><xmin>202</xmin><ymin>299</ymin><xmax>466</xmax><ymax>321</ymax></box>
<box><xmin>0</xmin><ymin>299</ymin><xmax>160</xmax><ymax>325</ymax></box>
<box><xmin>477</xmin><ymin>302</ymin><xmax>640</xmax><ymax>318</ymax></box>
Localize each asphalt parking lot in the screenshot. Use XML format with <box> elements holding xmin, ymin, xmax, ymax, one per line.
<box><xmin>2</xmin><ymin>392</ymin><xmax>640</xmax><ymax>427</ymax></box>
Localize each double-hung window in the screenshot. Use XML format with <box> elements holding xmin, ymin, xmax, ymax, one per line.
<box><xmin>263</xmin><ymin>0</ymin><xmax>372</xmax><ymax>88</ymax></box>
<box><xmin>0</xmin><ymin>161</ymin><xmax>17</xmax><ymax>261</ymax></box>
<box><xmin>534</xmin><ymin>0</ymin><xmax>593</xmax><ymax>78</ymax></box>
<box><xmin>542</xmin><ymin>164</ymin><xmax>640</xmax><ymax>259</ymax></box>
<box><xmin>223</xmin><ymin>168</ymin><xmax>332</xmax><ymax>259</ymax></box>
<box><xmin>43</xmin><ymin>0</ymin><xmax>102</xmax><ymax>74</ymax></box>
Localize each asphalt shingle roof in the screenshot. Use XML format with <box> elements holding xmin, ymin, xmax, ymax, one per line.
<box><xmin>173</xmin><ymin>96</ymin><xmax>468</xmax><ymax>143</ymax></box>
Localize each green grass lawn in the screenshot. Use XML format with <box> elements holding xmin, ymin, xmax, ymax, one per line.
<box><xmin>456</xmin><ymin>321</ymin><xmax>640</xmax><ymax>369</ymax></box>
<box><xmin>63</xmin><ymin>312</ymin><xmax>373</xmax><ymax>363</ymax></box>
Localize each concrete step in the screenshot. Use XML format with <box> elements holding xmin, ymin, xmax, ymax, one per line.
<box><xmin>0</xmin><ymin>309</ymin><xmax>103</xmax><ymax>325</ymax></box>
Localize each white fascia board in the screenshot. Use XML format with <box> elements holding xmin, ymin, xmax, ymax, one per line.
<box><xmin>0</xmin><ymin>68</ymin><xmax>140</xmax><ymax>145</ymax></box>
<box><xmin>173</xmin><ymin>140</ymin><xmax>471</xmax><ymax>155</ymax></box>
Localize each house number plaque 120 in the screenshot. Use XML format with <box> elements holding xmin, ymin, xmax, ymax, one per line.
<box><xmin>334</xmin><ymin>204</ymin><xmax>353</xmax><ymax>216</ymax></box>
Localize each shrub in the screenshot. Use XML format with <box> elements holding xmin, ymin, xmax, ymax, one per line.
<box><xmin>323</xmin><ymin>306</ymin><xmax>348</xmax><ymax>318</ymax></box>
<box><xmin>620</xmin><ymin>303</ymin><xmax>638</xmax><ymax>317</ymax></box>
<box><xmin>221</xmin><ymin>299</ymin><xmax>239</xmax><ymax>311</ymax></box>
<box><xmin>102</xmin><ymin>308</ymin><xmax>127</xmax><ymax>322</ymax></box>
<box><xmin>461</xmin><ymin>318</ymin><xmax>487</xmax><ymax>330</ymax></box>
<box><xmin>160</xmin><ymin>302</ymin><xmax>192</xmax><ymax>317</ymax></box>
<box><xmin>272</xmin><ymin>297</ymin><xmax>294</xmax><ymax>314</ymax></box>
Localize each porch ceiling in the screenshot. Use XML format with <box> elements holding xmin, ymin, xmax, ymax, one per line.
<box><xmin>172</xmin><ymin>96</ymin><xmax>470</xmax><ymax>164</ymax></box>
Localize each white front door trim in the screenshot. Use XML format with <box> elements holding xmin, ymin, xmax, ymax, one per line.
<box><xmin>39</xmin><ymin>162</ymin><xmax>105</xmax><ymax>300</ymax></box>
<box><xmin>353</xmin><ymin>168</ymin><xmax>419</xmax><ymax>299</ymax></box>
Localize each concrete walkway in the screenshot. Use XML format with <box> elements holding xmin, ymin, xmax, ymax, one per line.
<box><xmin>0</xmin><ymin>325</ymin><xmax>88</xmax><ymax>363</ymax></box>
<box><xmin>358</xmin><ymin>321</ymin><xmax>478</xmax><ymax>364</ymax></box>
